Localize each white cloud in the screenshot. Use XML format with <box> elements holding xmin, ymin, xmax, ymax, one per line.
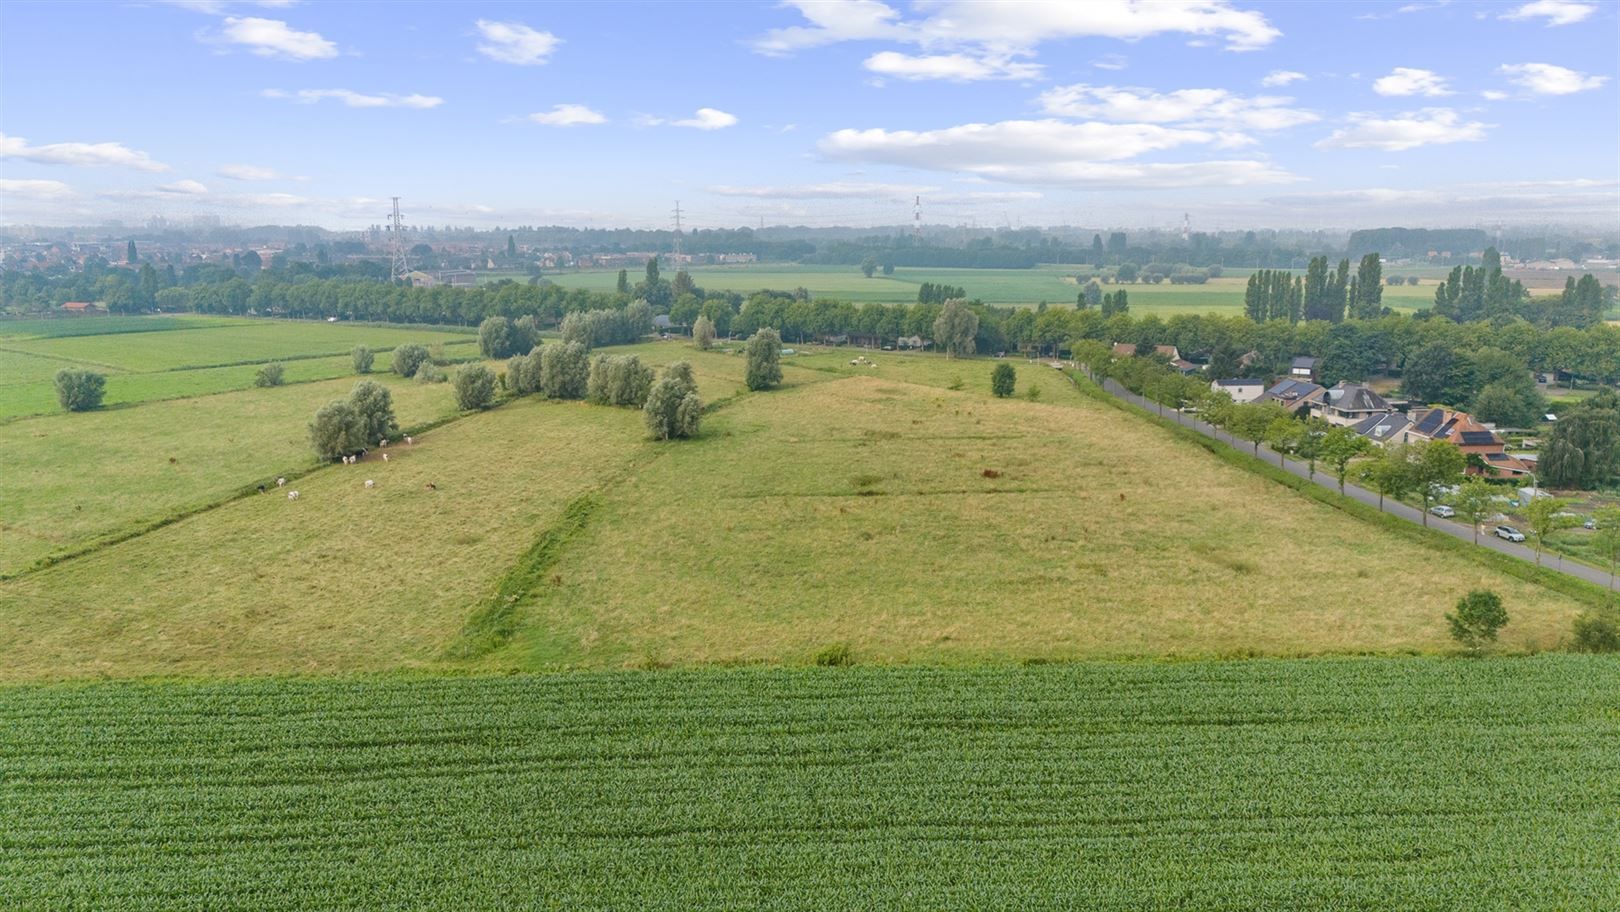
<box><xmin>526</xmin><ymin>104</ymin><xmax>607</xmax><ymax>126</ymax></box>
<box><xmin>1480</xmin><ymin>89</ymin><xmax>1510</xmax><ymax>101</ymax></box>
<box><xmin>0</xmin><ymin>178</ymin><xmax>78</xmax><ymax>200</ymax></box>
<box><xmin>0</xmin><ymin>133</ymin><xmax>169</xmax><ymax>171</ymax></box>
<box><xmin>1372</xmin><ymin>67</ymin><xmax>1452</xmax><ymax>97</ymax></box>
<box><xmin>215</xmin><ymin>16</ymin><xmax>337</xmax><ymax>60</ymax></box>
<box><xmin>261</xmin><ymin>88</ymin><xmax>444</xmax><ymax>108</ymax></box>
<box><xmin>754</xmin><ymin>0</ymin><xmax>1281</xmax><ymax>55</ymax></box>
<box><xmin>671</xmin><ymin>108</ymin><xmax>738</xmax><ymax>130</ymax></box>
<box><xmin>158</xmin><ymin>179</ymin><xmax>210</xmax><ymax>194</ymax></box>
<box><xmin>1092</xmin><ymin>53</ymin><xmax>1128</xmax><ymax>71</ymax></box>
<box><xmin>863</xmin><ymin>51</ymin><xmax>1041</xmax><ymax>82</ymax></box>
<box><xmin>707</xmin><ymin>181</ymin><xmax>937</xmax><ymax>199</ymax></box>
<box><xmin>474</xmin><ymin>19</ymin><xmax>560</xmax><ymax>65</ymax></box>
<box><xmin>1260</xmin><ymin>70</ymin><xmax>1306</xmax><ymax>87</ymax></box>
<box><xmin>1498</xmin><ymin>62</ymin><xmax>1608</xmax><ymax>95</ymax></box>
<box><xmin>818</xmin><ymin>118</ymin><xmax>1297</xmax><ymax>187</ymax></box>
<box><xmin>1501</xmin><ymin>1</ymin><xmax>1597</xmax><ymax>26</ymax></box>
<box><xmin>1316</xmin><ymin>108</ymin><xmax>1489</xmax><ymax>151</ymax></box>
<box><xmin>1037</xmin><ymin>84</ymin><xmax>1317</xmax><ymax>131</ymax></box>
<box><xmin>216</xmin><ymin>163</ymin><xmax>279</xmax><ymax>181</ymax></box>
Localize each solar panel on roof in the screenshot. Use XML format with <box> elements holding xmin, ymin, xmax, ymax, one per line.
<box><xmin>1460</xmin><ymin>431</ymin><xmax>1497</xmax><ymax>445</ymax></box>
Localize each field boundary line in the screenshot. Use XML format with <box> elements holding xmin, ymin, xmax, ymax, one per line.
<box><xmin>1069</xmin><ymin>366</ymin><xmax>1613</xmax><ymax>605</ymax></box>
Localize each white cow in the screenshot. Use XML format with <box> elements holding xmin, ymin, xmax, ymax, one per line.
<box><xmin>276</xmin><ymin>477</ymin><xmax>286</xmax><ymax>487</ymax></box>
<box><xmin>365</xmin><ymin>479</ymin><xmax>375</xmax><ymax>488</ymax></box>
<box><xmin>382</xmin><ymin>453</ymin><xmax>389</xmax><ymax>462</ymax></box>
<box><xmin>287</xmin><ymin>490</ymin><xmax>299</xmax><ymax>500</ymax></box>
<box><xmin>405</xmin><ymin>436</ymin><xmax>414</xmax><ymax>445</ymax></box>
<box><xmin>380</xmin><ymin>438</ymin><xmax>389</xmax><ymax>447</ymax></box>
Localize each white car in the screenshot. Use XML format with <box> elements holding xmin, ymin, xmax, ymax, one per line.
<box><xmin>1429</xmin><ymin>505</ymin><xmax>1455</xmax><ymax>519</ymax></box>
<box><xmin>1495</xmin><ymin>525</ymin><xmax>1526</xmax><ymax>543</ymax></box>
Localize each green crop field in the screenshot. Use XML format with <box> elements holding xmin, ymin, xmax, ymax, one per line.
<box><xmin>2</xmin><ymin>657</ymin><xmax>1617</xmax><ymax>911</ymax></box>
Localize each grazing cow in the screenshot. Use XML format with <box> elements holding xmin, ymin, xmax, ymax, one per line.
<box><xmin>287</xmin><ymin>490</ymin><xmax>299</xmax><ymax>500</ymax></box>
<box><xmin>424</xmin><ymin>482</ymin><xmax>437</xmax><ymax>491</ymax></box>
<box><xmin>365</xmin><ymin>479</ymin><xmax>375</xmax><ymax>488</ymax></box>
<box><xmin>257</xmin><ymin>484</ymin><xmax>266</xmax><ymax>494</ymax></box>
<box><xmin>405</xmin><ymin>436</ymin><xmax>414</xmax><ymax>445</ymax></box>
<box><xmin>382</xmin><ymin>453</ymin><xmax>389</xmax><ymax>462</ymax></box>
<box><xmin>276</xmin><ymin>477</ymin><xmax>286</xmax><ymax>487</ymax></box>
<box><xmin>380</xmin><ymin>438</ymin><xmax>388</xmax><ymax>447</ymax></box>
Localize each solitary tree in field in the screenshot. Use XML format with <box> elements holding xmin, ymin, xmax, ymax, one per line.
<box><xmin>991</xmin><ymin>363</ymin><xmax>1016</xmax><ymax>398</ymax></box>
<box><xmin>692</xmin><ymin>314</ymin><xmax>716</xmax><ymax>351</ymax></box>
<box><xmin>1320</xmin><ymin>426</ymin><xmax>1371</xmax><ymax>493</ymax></box>
<box><xmin>860</xmin><ymin>255</ymin><xmax>878</xmax><ymax>278</ymax></box>
<box><xmin>352</xmin><ymin>345</ymin><xmax>374</xmax><ymax>374</ymax></box>
<box><xmin>745</xmin><ymin>328</ymin><xmax>783</xmax><ymax>391</ymax></box>
<box><xmin>54</xmin><ymin>368</ymin><xmax>106</xmax><ymax>412</ymax></box>
<box><xmin>882</xmin><ymin>262</ymin><xmax>894</xmax><ymax>276</ymax></box>
<box><xmin>616</xmin><ymin>269</ymin><xmax>630</xmax><ymax>294</ymax></box>
<box><xmin>309</xmin><ymin>399</ymin><xmax>364</xmax><ymax>460</ymax></box>
<box><xmin>933</xmin><ymin>298</ymin><xmax>979</xmax><ymax>359</ymax></box>
<box><xmin>1524</xmin><ymin>496</ymin><xmax>1577</xmax><ymax>567</ymax></box>
<box><xmin>453</xmin><ymin>364</ymin><xmax>497</xmax><ymax>410</ymax></box>
<box><xmin>392</xmin><ymin>343</ymin><xmax>430</xmax><ymax>379</ymax></box>
<box><xmin>254</xmin><ymin>363</ymin><xmax>285</xmax><ymax>387</ymax></box>
<box><xmin>644</xmin><ymin>361</ymin><xmax>703</xmax><ymax>440</ymax></box>
<box><xmin>348</xmin><ymin>380</ymin><xmax>399</xmax><ymax>444</ymax></box>
<box><xmin>1447</xmin><ymin>589</ymin><xmax>1507</xmax><ymax>654</ymax></box>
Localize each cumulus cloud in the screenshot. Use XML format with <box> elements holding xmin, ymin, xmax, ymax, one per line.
<box><xmin>1372</xmin><ymin>67</ymin><xmax>1452</xmax><ymax>97</ymax></box>
<box><xmin>474</xmin><ymin>19</ymin><xmax>560</xmax><ymax>65</ymax></box>
<box><xmin>0</xmin><ymin>133</ymin><xmax>169</xmax><ymax>171</ymax></box>
<box><xmin>1498</xmin><ymin>62</ymin><xmax>1608</xmax><ymax>95</ymax></box>
<box><xmin>1260</xmin><ymin>70</ymin><xmax>1306</xmax><ymax>87</ymax></box>
<box><xmin>1037</xmin><ymin>84</ymin><xmax>1317</xmax><ymax>131</ymax></box>
<box><xmin>864</xmin><ymin>51</ymin><xmax>1041</xmax><ymax>82</ymax></box>
<box><xmin>818</xmin><ymin>119</ymin><xmax>1297</xmax><ymax>187</ymax></box>
<box><xmin>1501</xmin><ymin>0</ymin><xmax>1597</xmax><ymax>26</ymax></box>
<box><xmin>214</xmin><ymin>16</ymin><xmax>337</xmax><ymax>60</ymax></box>
<box><xmin>526</xmin><ymin>104</ymin><xmax>607</xmax><ymax>126</ymax></box>
<box><xmin>158</xmin><ymin>179</ymin><xmax>210</xmax><ymax>194</ymax></box>
<box><xmin>1316</xmin><ymin>108</ymin><xmax>1489</xmax><ymax>151</ymax></box>
<box><xmin>662</xmin><ymin>108</ymin><xmax>738</xmax><ymax>130</ymax></box>
<box><xmin>261</xmin><ymin>88</ymin><xmax>444</xmax><ymax>108</ymax></box>
<box><xmin>216</xmin><ymin>163</ymin><xmax>280</xmax><ymax>181</ymax></box>
<box><xmin>0</xmin><ymin>178</ymin><xmax>78</xmax><ymax>200</ymax></box>
<box><xmin>752</xmin><ymin>1</ymin><xmax>1278</xmax><ymax>82</ymax></box>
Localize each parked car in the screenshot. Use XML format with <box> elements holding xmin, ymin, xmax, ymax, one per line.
<box><xmin>1584</xmin><ymin>517</ymin><xmax>1598</xmax><ymax>530</ymax></box>
<box><xmin>1495</xmin><ymin>525</ymin><xmax>1527</xmax><ymax>542</ymax></box>
<box><xmin>1429</xmin><ymin>505</ymin><xmax>1455</xmax><ymax>518</ymax></box>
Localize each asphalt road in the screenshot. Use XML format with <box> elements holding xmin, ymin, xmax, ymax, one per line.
<box><xmin>1086</xmin><ymin>372</ymin><xmax>1616</xmax><ymax>591</ymax></box>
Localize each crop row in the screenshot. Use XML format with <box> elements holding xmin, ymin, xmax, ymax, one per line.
<box><xmin>2</xmin><ymin>658</ymin><xmax>1617</xmax><ymax>910</ymax></box>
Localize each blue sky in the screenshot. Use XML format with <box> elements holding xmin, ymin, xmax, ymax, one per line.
<box><xmin>1</xmin><ymin>0</ymin><xmax>1616</xmax><ymax>231</ymax></box>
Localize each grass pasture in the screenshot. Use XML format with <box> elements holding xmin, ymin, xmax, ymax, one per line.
<box><xmin>2</xmin><ymin>657</ymin><xmax>1617</xmax><ymax>911</ymax></box>
<box><xmin>0</xmin><ymin>372</ymin><xmax>459</xmax><ymax>576</ymax></box>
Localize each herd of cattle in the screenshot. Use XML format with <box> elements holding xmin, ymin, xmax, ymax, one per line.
<box><xmin>267</xmin><ymin>434</ymin><xmax>424</xmax><ymax>502</ymax></box>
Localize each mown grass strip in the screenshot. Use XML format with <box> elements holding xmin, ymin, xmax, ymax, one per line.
<box><xmin>444</xmin><ymin>493</ymin><xmax>601</xmax><ymax>660</ymax></box>
<box><xmin>1068</xmin><ymin>369</ymin><xmax>1612</xmax><ymax>608</ymax></box>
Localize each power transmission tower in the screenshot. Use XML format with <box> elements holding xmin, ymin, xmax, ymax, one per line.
<box><xmin>388</xmin><ymin>197</ymin><xmax>410</xmax><ymax>282</ymax></box>
<box><xmin>671</xmin><ymin>200</ymin><xmax>684</xmax><ymax>261</ymax></box>
<box><xmin>913</xmin><ymin>195</ymin><xmax>921</xmax><ymax>241</ymax></box>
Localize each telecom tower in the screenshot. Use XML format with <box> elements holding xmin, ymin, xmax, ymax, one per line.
<box><xmin>913</xmin><ymin>195</ymin><xmax>921</xmax><ymax>240</ymax></box>
<box><xmin>1181</xmin><ymin>212</ymin><xmax>1191</xmax><ymax>242</ymax></box>
<box><xmin>671</xmin><ymin>200</ymin><xmax>684</xmax><ymax>260</ymax></box>
<box><xmin>388</xmin><ymin>197</ymin><xmax>410</xmax><ymax>282</ymax></box>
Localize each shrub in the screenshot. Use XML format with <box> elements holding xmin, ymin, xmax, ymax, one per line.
<box><xmin>415</xmin><ymin>363</ymin><xmax>448</xmax><ymax>384</ymax></box>
<box><xmin>1447</xmin><ymin>589</ymin><xmax>1507</xmax><ymax>654</ymax></box>
<box><xmin>991</xmin><ymin>363</ymin><xmax>1015</xmax><ymax>398</ymax></box>
<box><xmin>511</xmin><ymin>315</ymin><xmax>540</xmax><ymax>355</ymax></box>
<box><xmin>559</xmin><ymin>303</ymin><xmax>652</xmax><ymax>349</ymax></box>
<box><xmin>453</xmin><ymin>364</ymin><xmax>497</xmax><ymax>410</ymax></box>
<box><xmin>692</xmin><ymin>314</ymin><xmax>716</xmax><ymax>351</ymax></box>
<box><xmin>644</xmin><ymin>361</ymin><xmax>702</xmax><ymax>440</ymax></box>
<box><xmin>814</xmin><ymin>643</ymin><xmax>853</xmax><ymax>667</ymax></box>
<box><xmin>588</xmin><ymin>354</ymin><xmax>654</xmax><ymax>407</ymax></box>
<box><xmin>254</xmin><ymin>363</ymin><xmax>285</xmax><ymax>387</ymax></box>
<box><xmin>745</xmin><ymin>327</ymin><xmax>783</xmax><ymax>391</ymax></box>
<box><xmin>393</xmin><ymin>343</ymin><xmax>430</xmax><ymax>379</ymax></box>
<box><xmin>540</xmin><ymin>341</ymin><xmax>590</xmax><ymax>399</ymax></box>
<box><xmin>479</xmin><ymin>316</ymin><xmax>515</xmax><ymax>359</ymax></box>
<box><xmin>53</xmin><ymin>368</ymin><xmax>106</xmax><ymax>411</ymax></box>
<box><xmin>348</xmin><ymin>380</ymin><xmax>398</xmax><ymax>444</ymax></box>
<box><xmin>1572</xmin><ymin>604</ymin><xmax>1620</xmax><ymax>653</ymax></box>
<box><xmin>309</xmin><ymin>399</ymin><xmax>363</xmax><ymax>460</ymax></box>
<box><xmin>352</xmin><ymin>345</ymin><xmax>374</xmax><ymax>374</ymax></box>
<box><xmin>1025</xmin><ymin>383</ymin><xmax>1041</xmax><ymax>402</ymax></box>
